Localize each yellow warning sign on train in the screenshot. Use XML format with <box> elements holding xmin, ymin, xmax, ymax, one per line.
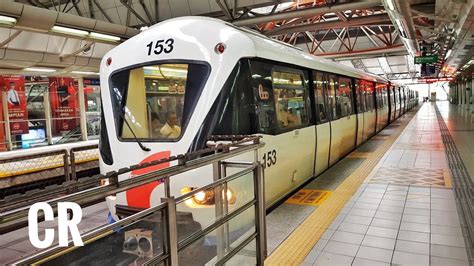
<box><xmin>285</xmin><ymin>189</ymin><xmax>331</xmax><ymax>206</ymax></box>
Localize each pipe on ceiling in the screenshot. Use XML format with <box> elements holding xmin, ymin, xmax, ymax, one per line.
<box><xmin>0</xmin><ymin>2</ymin><xmax>139</xmax><ymax>41</ymax></box>
<box><xmin>383</xmin><ymin>0</ymin><xmax>420</xmax><ymax>56</ymax></box>
<box><xmin>232</xmin><ymin>0</ymin><xmax>382</xmax><ymax>26</ymax></box>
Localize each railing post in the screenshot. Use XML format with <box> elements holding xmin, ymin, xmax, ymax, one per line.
<box><xmin>63</xmin><ymin>150</ymin><xmax>70</xmax><ymax>182</ymax></box>
<box><xmin>162</xmin><ymin>197</ymin><xmax>178</xmax><ymax>266</ymax></box>
<box><xmin>70</xmin><ymin>149</ymin><xmax>77</xmax><ymax>181</ymax></box>
<box><xmin>213</xmin><ymin>159</ymin><xmax>226</xmax><ymax>261</ymax></box>
<box><xmin>254</xmin><ymin>163</ymin><xmax>267</xmax><ymax>264</ymax></box>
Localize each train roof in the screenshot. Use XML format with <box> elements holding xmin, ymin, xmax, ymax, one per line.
<box><xmin>113</xmin><ymin>16</ymin><xmax>388</xmax><ymax>84</ymax></box>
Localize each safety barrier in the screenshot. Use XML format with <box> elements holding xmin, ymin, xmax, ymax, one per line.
<box><xmin>8</xmin><ymin>135</ymin><xmax>266</xmax><ymax>265</ymax></box>
<box><xmin>0</xmin><ymin>144</ymin><xmax>99</xmax><ymax>202</ymax></box>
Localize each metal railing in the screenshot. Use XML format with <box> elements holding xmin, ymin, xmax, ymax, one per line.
<box><xmin>0</xmin><ymin>143</ymin><xmax>98</xmax><ymax>182</ymax></box>
<box><xmin>0</xmin><ymin>144</ymin><xmax>99</xmax><ymax>214</ymax></box>
<box><xmin>9</xmin><ymin>135</ymin><xmax>266</xmax><ymax>265</ymax></box>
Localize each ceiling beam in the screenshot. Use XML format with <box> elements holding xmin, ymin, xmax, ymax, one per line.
<box><xmin>232</xmin><ymin>0</ymin><xmax>382</xmax><ymax>26</ymax></box>
<box><xmin>266</xmin><ymin>13</ymin><xmax>391</xmax><ymax>36</ymax></box>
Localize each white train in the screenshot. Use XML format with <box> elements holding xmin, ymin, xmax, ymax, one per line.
<box><xmin>98</xmin><ymin>17</ymin><xmax>417</xmax><ymax>223</ymax></box>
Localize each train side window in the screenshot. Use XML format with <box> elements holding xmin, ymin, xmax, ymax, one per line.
<box><xmin>271</xmin><ymin>69</ymin><xmax>309</xmax><ymax>131</ymax></box>
<box><xmin>337</xmin><ymin>77</ymin><xmax>354</xmax><ymax>117</ymax></box>
<box><xmin>365</xmin><ymin>82</ymin><xmax>375</xmax><ymax>111</ymax></box>
<box><xmin>248</xmin><ymin>60</ymin><xmax>277</xmax><ymax>135</ymax></box>
<box><xmin>356</xmin><ymin>79</ymin><xmax>366</xmax><ymax>113</ymax></box>
<box><xmin>328</xmin><ymin>75</ymin><xmax>338</xmax><ymax>119</ymax></box>
<box><xmin>313</xmin><ymin>72</ymin><xmax>328</xmax><ymax>123</ymax></box>
<box><xmin>375</xmin><ymin>83</ymin><xmax>384</xmax><ymax>108</ymax></box>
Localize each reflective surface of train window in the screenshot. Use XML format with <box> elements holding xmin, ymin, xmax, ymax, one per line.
<box><xmin>355</xmin><ymin>79</ymin><xmax>366</xmax><ymax>113</ymax></box>
<box><xmin>272</xmin><ymin>69</ymin><xmax>309</xmax><ymax>130</ymax></box>
<box><xmin>337</xmin><ymin>77</ymin><xmax>354</xmax><ymax>117</ymax></box>
<box><xmin>328</xmin><ymin>75</ymin><xmax>338</xmax><ymax>120</ymax></box>
<box><xmin>109</xmin><ymin>63</ymin><xmax>209</xmax><ymax>141</ymax></box>
<box><xmin>313</xmin><ymin>72</ymin><xmax>328</xmax><ymax>123</ymax></box>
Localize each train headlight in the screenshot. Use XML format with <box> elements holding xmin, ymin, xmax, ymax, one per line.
<box><xmin>181</xmin><ymin>187</ymin><xmax>236</xmax><ymax>207</ymax></box>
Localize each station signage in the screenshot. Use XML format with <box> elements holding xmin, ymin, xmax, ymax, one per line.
<box><xmin>414</xmin><ymin>55</ymin><xmax>438</xmax><ymax>64</ymax></box>
<box><xmin>49</xmin><ymin>77</ymin><xmax>79</xmax><ymax>133</ymax></box>
<box><xmin>0</xmin><ymin>75</ymin><xmax>29</xmax><ymax>135</ymax></box>
<box><xmin>83</xmin><ymin>78</ymin><xmax>100</xmax><ymax>86</ymax></box>
<box><xmin>418</xmin><ymin>77</ymin><xmax>454</xmax><ymax>83</ymax></box>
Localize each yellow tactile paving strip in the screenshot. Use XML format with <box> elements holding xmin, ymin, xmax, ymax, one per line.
<box><xmin>285</xmin><ymin>189</ymin><xmax>332</xmax><ymax>206</ymax></box>
<box><xmin>265</xmin><ymin>115</ymin><xmax>415</xmax><ymax>265</ymax></box>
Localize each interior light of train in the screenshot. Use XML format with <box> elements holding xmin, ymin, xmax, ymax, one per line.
<box><xmin>214</xmin><ymin>42</ymin><xmax>226</xmax><ymax>54</ymax></box>
<box><xmin>89</xmin><ymin>32</ymin><xmax>121</xmax><ymax>42</ymax></box>
<box><xmin>0</xmin><ymin>15</ymin><xmax>17</xmax><ymax>25</ymax></box>
<box><xmin>143</xmin><ymin>66</ymin><xmax>188</xmax><ymax>74</ymax></box>
<box><xmin>51</xmin><ymin>25</ymin><xmax>88</xmax><ymax>37</ymax></box>
<box><xmin>23</xmin><ymin>67</ymin><xmax>57</xmax><ymax>73</ymax></box>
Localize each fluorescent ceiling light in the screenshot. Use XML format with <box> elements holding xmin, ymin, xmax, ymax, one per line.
<box><xmin>24</xmin><ymin>67</ymin><xmax>57</xmax><ymax>73</ymax></box>
<box><xmin>89</xmin><ymin>32</ymin><xmax>120</xmax><ymax>42</ymax></box>
<box><xmin>0</xmin><ymin>15</ymin><xmax>17</xmax><ymax>25</ymax></box>
<box><xmin>71</xmin><ymin>71</ymin><xmax>99</xmax><ymax>75</ymax></box>
<box><xmin>51</xmin><ymin>25</ymin><xmax>88</xmax><ymax>36</ymax></box>
<box><xmin>386</xmin><ymin>0</ymin><xmax>395</xmax><ymax>10</ymax></box>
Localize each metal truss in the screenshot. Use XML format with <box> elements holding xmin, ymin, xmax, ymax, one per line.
<box><xmin>238</xmin><ymin>2</ymin><xmax>403</xmax><ymax>58</ymax></box>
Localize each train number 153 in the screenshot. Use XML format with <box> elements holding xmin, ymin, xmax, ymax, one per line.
<box><xmin>146</xmin><ymin>38</ymin><xmax>174</xmax><ymax>56</ymax></box>
<box><xmin>262</xmin><ymin>149</ymin><xmax>277</xmax><ymax>168</ymax></box>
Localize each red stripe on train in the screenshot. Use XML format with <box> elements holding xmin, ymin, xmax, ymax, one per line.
<box><xmin>126</xmin><ymin>151</ymin><xmax>171</xmax><ymax>209</ymax></box>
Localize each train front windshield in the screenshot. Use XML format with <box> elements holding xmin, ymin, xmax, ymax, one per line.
<box><xmin>109</xmin><ymin>63</ymin><xmax>209</xmax><ymax>141</ymax></box>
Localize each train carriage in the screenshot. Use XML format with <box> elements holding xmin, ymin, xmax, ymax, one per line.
<box><xmin>99</xmin><ymin>17</ymin><xmax>416</xmax><ymax>225</ymax></box>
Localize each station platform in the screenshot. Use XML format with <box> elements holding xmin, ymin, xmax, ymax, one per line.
<box><xmin>266</xmin><ymin>102</ymin><xmax>473</xmax><ymax>265</ymax></box>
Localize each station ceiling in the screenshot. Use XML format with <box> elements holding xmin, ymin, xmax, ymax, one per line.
<box><xmin>0</xmin><ymin>0</ymin><xmax>473</xmax><ymax>81</ymax></box>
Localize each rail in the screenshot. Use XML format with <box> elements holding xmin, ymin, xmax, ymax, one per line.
<box><xmin>9</xmin><ymin>135</ymin><xmax>266</xmax><ymax>265</ymax></box>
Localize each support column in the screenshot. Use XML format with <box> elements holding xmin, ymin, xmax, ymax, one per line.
<box><xmin>2</xmin><ymin>92</ymin><xmax>12</xmax><ymax>150</ymax></box>
<box><xmin>77</xmin><ymin>77</ymin><xmax>88</xmax><ymax>141</ymax></box>
<box><xmin>43</xmin><ymin>89</ymin><xmax>53</xmax><ymax>145</ymax></box>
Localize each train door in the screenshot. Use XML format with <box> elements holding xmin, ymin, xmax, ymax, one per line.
<box><xmin>355</xmin><ymin>79</ymin><xmax>366</xmax><ymax>145</ymax></box>
<box><xmin>313</xmin><ymin>72</ymin><xmax>330</xmax><ymax>175</ymax></box>
<box><xmin>329</xmin><ymin>75</ymin><xmax>357</xmax><ymax>165</ymax></box>
<box><xmin>248</xmin><ymin>60</ymin><xmax>315</xmax><ymax>204</ymax></box>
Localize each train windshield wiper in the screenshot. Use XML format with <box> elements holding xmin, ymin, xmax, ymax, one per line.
<box><xmin>119</xmin><ymin>111</ymin><xmax>151</xmax><ymax>152</ymax></box>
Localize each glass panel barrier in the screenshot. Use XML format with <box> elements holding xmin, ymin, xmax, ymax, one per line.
<box><xmin>40</xmin><ymin>206</ymin><xmax>167</xmax><ymax>265</ymax></box>
<box><xmin>177</xmin><ymin>206</ymin><xmax>256</xmax><ymax>265</ymax></box>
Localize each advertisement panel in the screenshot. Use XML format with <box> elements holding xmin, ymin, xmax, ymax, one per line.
<box><xmin>0</xmin><ymin>75</ymin><xmax>28</xmax><ymax>134</ymax></box>
<box><xmin>49</xmin><ymin>77</ymin><xmax>78</xmax><ymax>133</ymax></box>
